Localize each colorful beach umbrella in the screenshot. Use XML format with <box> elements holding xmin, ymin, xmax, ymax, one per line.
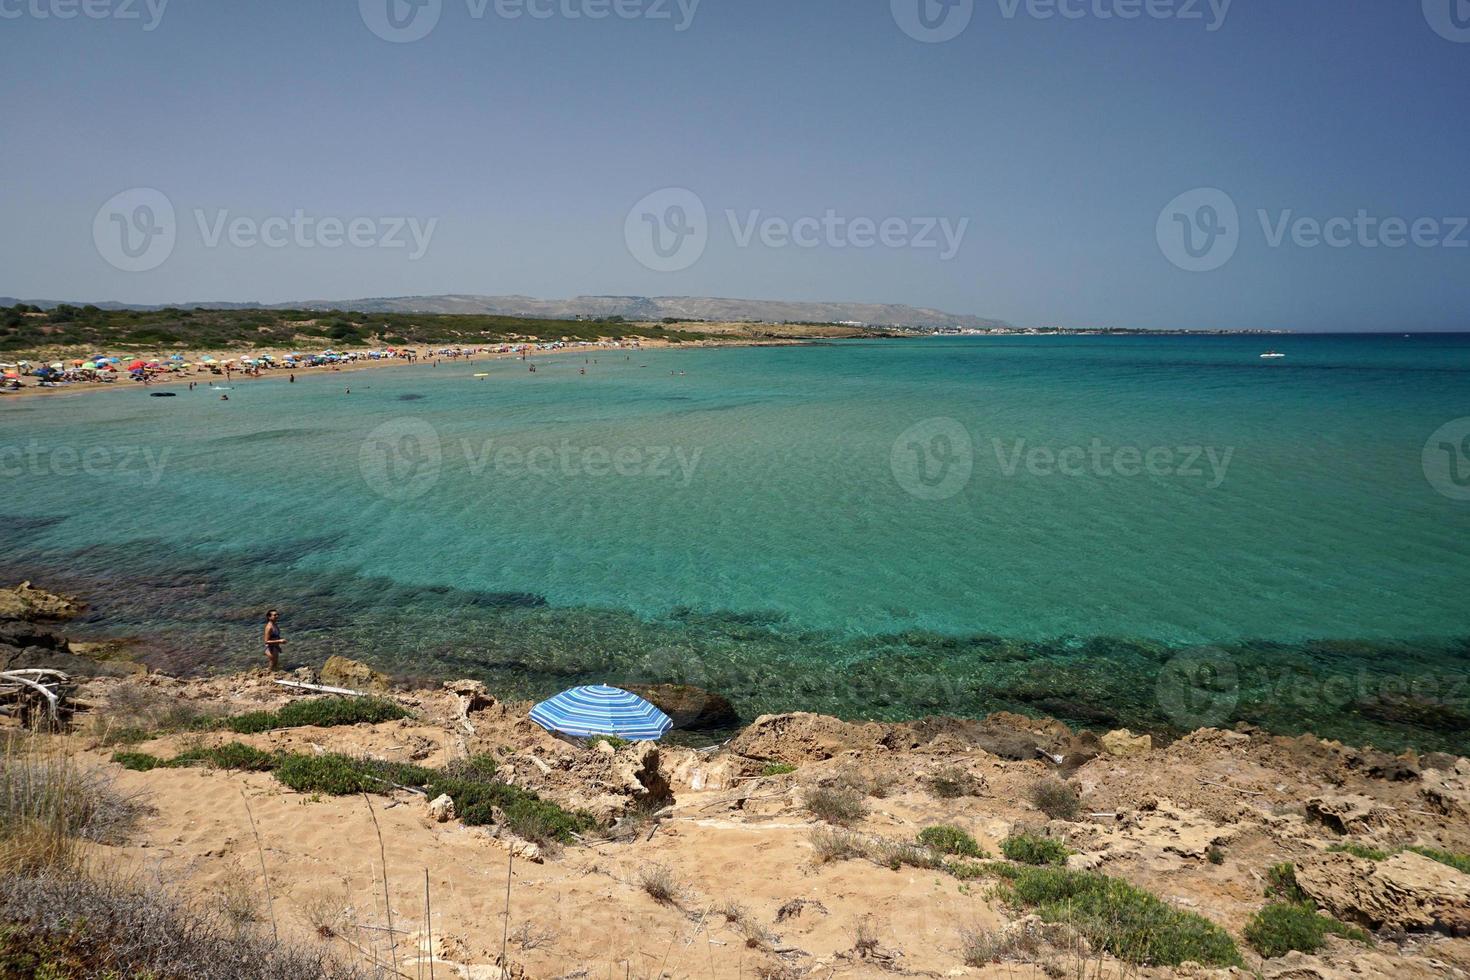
<box><xmin>529</xmin><ymin>685</ymin><xmax>672</xmax><ymax>741</ymax></box>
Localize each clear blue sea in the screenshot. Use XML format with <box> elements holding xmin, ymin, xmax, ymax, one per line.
<box><xmin>4</xmin><ymin>335</ymin><xmax>1468</xmax><ymax>750</ymax></box>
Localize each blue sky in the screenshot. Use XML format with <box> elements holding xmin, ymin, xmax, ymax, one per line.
<box><xmin>2</xmin><ymin>0</ymin><xmax>1467</xmax><ymax>330</ymax></box>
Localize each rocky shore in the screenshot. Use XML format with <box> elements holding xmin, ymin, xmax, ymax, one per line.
<box><xmin>4</xmin><ymin>584</ymin><xmax>1470</xmax><ymax>979</ymax></box>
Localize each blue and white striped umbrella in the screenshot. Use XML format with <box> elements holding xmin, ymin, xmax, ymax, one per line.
<box><xmin>529</xmin><ymin>685</ymin><xmax>672</xmax><ymax>740</ymax></box>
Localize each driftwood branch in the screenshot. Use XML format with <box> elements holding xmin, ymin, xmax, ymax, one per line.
<box><xmin>0</xmin><ymin>669</ymin><xmax>69</xmax><ymax>724</ymax></box>
<box><xmin>273</xmin><ymin>679</ymin><xmax>370</xmax><ymax>697</ymax></box>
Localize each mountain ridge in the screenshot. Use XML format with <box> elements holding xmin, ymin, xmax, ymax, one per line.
<box><xmin>0</xmin><ymin>294</ymin><xmax>1007</xmax><ymax>330</ymax></box>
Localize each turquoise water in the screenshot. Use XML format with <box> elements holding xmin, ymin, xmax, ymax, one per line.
<box><xmin>3</xmin><ymin>335</ymin><xmax>1468</xmax><ymax>750</ymax></box>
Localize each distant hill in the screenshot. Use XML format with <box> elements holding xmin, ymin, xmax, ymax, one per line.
<box><xmin>0</xmin><ymin>294</ymin><xmax>1007</xmax><ymax>331</ymax></box>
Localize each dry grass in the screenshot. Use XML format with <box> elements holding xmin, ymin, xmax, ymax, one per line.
<box><xmin>211</xmin><ymin>863</ymin><xmax>263</xmax><ymax>931</ymax></box>
<box><xmin>716</xmin><ymin>901</ymin><xmax>776</xmax><ymax>949</ymax></box>
<box><xmin>509</xmin><ymin>921</ymin><xmax>557</xmax><ymax>951</ymax></box>
<box><xmin>87</xmin><ymin>685</ymin><xmax>222</xmax><ymax>746</ymax></box>
<box><xmin>1029</xmin><ymin>777</ymin><xmax>1081</xmax><ymax>821</ymax></box>
<box><xmin>804</xmin><ymin>785</ymin><xmax>868</xmax><ymax>826</ymax></box>
<box><xmin>0</xmin><ymin>735</ymin><xmax>145</xmax><ymax>874</ymax></box>
<box><xmin>924</xmin><ymin>767</ymin><xmax>986</xmax><ymax>799</ymax></box>
<box><xmin>808</xmin><ymin>826</ymin><xmax>866</xmax><ymax>863</ymax></box>
<box><xmin>298</xmin><ymin>888</ymin><xmax>351</xmax><ymax>939</ymax></box>
<box><xmin>808</xmin><ymin>826</ymin><xmax>942</xmax><ymax>871</ymax></box>
<box><xmin>850</xmin><ymin>916</ymin><xmax>880</xmax><ymax>956</ymax></box>
<box><xmin>960</xmin><ymin>922</ymin><xmax>1046</xmax><ymax>966</ymax></box>
<box><xmin>638</xmin><ymin>863</ymin><xmax>680</xmax><ymax>905</ymax></box>
<box><xmin>0</xmin><ymin>868</ymin><xmax>363</xmax><ymax>979</ymax></box>
<box><xmin>834</xmin><ymin>768</ymin><xmax>897</xmax><ymax>799</ymax></box>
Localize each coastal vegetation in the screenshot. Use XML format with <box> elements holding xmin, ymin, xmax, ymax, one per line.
<box><xmin>916</xmin><ymin>824</ymin><xmax>988</xmax><ymax>859</ymax></box>
<box><xmin>110</xmin><ymin>743</ymin><xmax>591</xmax><ymax>845</ymax></box>
<box><xmin>998</xmin><ymin>866</ymin><xmax>1245</xmax><ymax>968</ymax></box>
<box><xmin>1028</xmin><ymin>777</ymin><xmax>1081</xmax><ymax>821</ymax></box>
<box><xmin>1244</xmin><ymin>901</ymin><xmax>1371</xmax><ymax>958</ymax></box>
<box><xmin>222</xmin><ymin>696</ymin><xmax>407</xmax><ymax>734</ymax></box>
<box><xmin>803</xmin><ymin>785</ymin><xmax>868</xmax><ymax>826</ymax></box>
<box><xmin>0</xmin><ymin>303</ymin><xmax>718</xmax><ymax>354</ymax></box>
<box><xmin>1001</xmin><ymin>832</ymin><xmax>1072</xmax><ymax>866</ymax></box>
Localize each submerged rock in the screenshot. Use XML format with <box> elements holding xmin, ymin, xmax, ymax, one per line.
<box><xmin>625</xmin><ymin>683</ymin><xmax>737</xmax><ymax>730</ymax></box>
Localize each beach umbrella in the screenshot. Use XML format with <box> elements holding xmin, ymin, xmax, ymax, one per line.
<box><xmin>128</xmin><ymin>359</ymin><xmax>147</xmax><ymax>371</ymax></box>
<box><xmin>82</xmin><ymin>361</ymin><xmax>97</xmax><ymax>371</ymax></box>
<box><xmin>2</xmin><ymin>371</ymin><xmax>18</xmax><ymax>379</ymax></box>
<box><xmin>49</xmin><ymin>362</ymin><xmax>63</xmax><ymax>370</ymax></box>
<box><xmin>529</xmin><ymin>685</ymin><xmax>673</xmax><ymax>741</ymax></box>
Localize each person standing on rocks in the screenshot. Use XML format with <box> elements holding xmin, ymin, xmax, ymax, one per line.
<box><xmin>263</xmin><ymin>609</ymin><xmax>285</xmax><ymax>672</ymax></box>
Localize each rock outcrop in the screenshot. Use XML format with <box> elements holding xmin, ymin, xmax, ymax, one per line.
<box><xmin>0</xmin><ymin>582</ymin><xmax>81</xmax><ymax>621</ymax></box>
<box><xmin>1304</xmin><ymin>794</ymin><xmax>1398</xmax><ymax>836</ymax></box>
<box><xmin>320</xmin><ymin>656</ymin><xmax>392</xmax><ymax>694</ymax></box>
<box><xmin>1294</xmin><ymin>851</ymin><xmax>1470</xmax><ymax>933</ymax></box>
<box><xmin>1101</xmin><ymin>729</ymin><xmax>1153</xmax><ymax>757</ymax></box>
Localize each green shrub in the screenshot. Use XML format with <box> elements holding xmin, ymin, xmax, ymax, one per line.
<box><xmin>272</xmin><ymin>754</ymin><xmax>433</xmax><ymax>796</ymax></box>
<box><xmin>1245</xmin><ymin>902</ymin><xmax>1370</xmax><ymax>958</ymax></box>
<box><xmin>225</xmin><ymin>697</ymin><xmax>407</xmax><ymax>735</ymax></box>
<box><xmin>1265</xmin><ymin>862</ymin><xmax>1308</xmax><ymax>903</ymax></box>
<box><xmin>1029</xmin><ymin>777</ymin><xmax>1080</xmax><ymax>821</ymax></box>
<box><xmin>116</xmin><ymin>743</ymin><xmax>277</xmax><ymax>773</ymax></box>
<box><xmin>441</xmin><ymin>754</ymin><xmax>498</xmax><ymax>782</ymax></box>
<box><xmin>1002</xmin><ymin>833</ymin><xmax>1071</xmax><ymax>866</ymax></box>
<box><xmin>426</xmin><ymin>776</ymin><xmax>594</xmax><ymax>845</ymax></box>
<box><xmin>917</xmin><ymin>825</ymin><xmax>987</xmax><ymax>859</ymax></box>
<box><xmin>112</xmin><ymin>752</ymin><xmax>164</xmax><ymax>772</ymax></box>
<box><xmin>169</xmin><ymin>743</ymin><xmax>278</xmax><ymax>772</ymax></box>
<box><xmin>1004</xmin><ymin>867</ymin><xmax>1243</xmax><ymax>967</ymax></box>
<box><xmin>760</xmin><ymin>762</ymin><xmax>796</xmax><ymax>777</ymax></box>
<box><xmin>947</xmin><ymin>859</ymin><xmax>1018</xmax><ymax>881</ymax></box>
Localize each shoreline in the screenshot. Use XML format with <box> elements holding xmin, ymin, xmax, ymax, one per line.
<box><xmin>5</xmin><ymin>578</ymin><xmax>1470</xmax><ymax>978</ymax></box>
<box><xmin>10</xmin><ymin>564</ymin><xmax>1466</xmax><ymax>758</ymax></box>
<box><xmin>0</xmin><ymin>335</ymin><xmax>809</xmax><ymax>402</ymax></box>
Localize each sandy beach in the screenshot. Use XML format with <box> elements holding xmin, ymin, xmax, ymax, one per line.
<box><xmin>0</xmin><ymin>333</ymin><xmax>805</xmax><ymax>402</ymax></box>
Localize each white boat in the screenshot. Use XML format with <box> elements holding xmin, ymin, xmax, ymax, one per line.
<box><xmin>1260</xmin><ymin>351</ymin><xmax>1285</xmax><ymax>359</ymax></box>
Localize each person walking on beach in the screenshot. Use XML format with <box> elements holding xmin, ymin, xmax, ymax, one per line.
<box><xmin>263</xmin><ymin>609</ymin><xmax>285</xmax><ymax>671</ymax></box>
